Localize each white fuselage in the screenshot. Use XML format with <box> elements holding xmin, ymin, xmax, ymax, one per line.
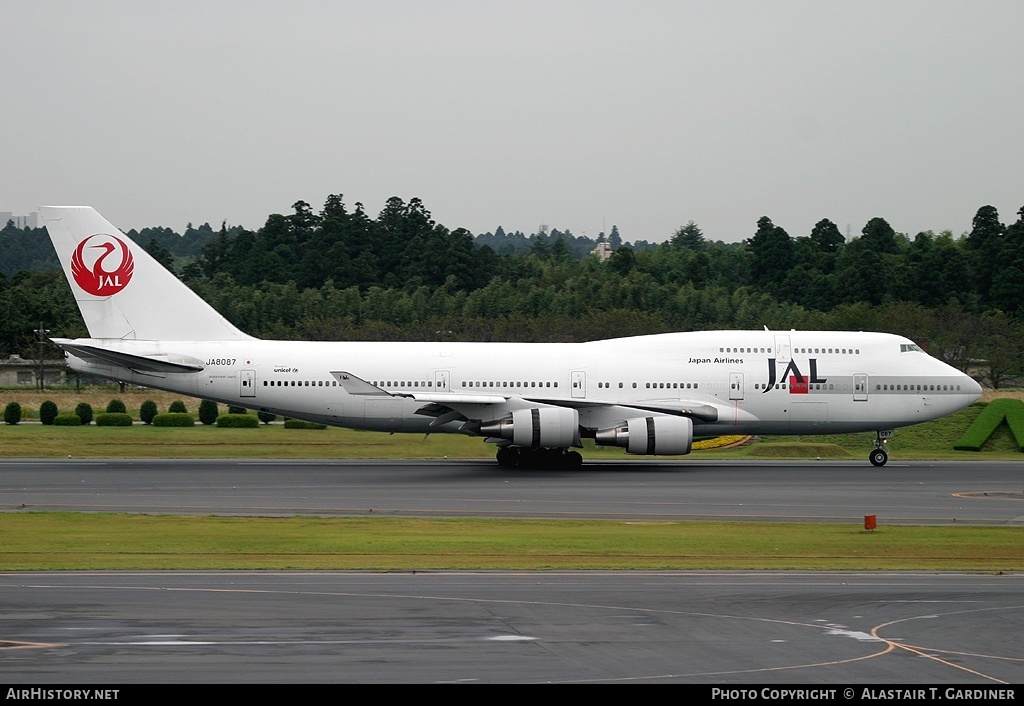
<box><xmin>62</xmin><ymin>329</ymin><xmax>981</xmax><ymax>438</ymax></box>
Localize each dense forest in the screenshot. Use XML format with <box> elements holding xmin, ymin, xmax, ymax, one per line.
<box><xmin>2</xmin><ymin>196</ymin><xmax>1023</xmax><ymax>387</ymax></box>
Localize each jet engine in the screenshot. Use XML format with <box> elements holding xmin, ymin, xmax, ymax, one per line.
<box><xmin>594</xmin><ymin>416</ymin><xmax>693</xmax><ymax>455</ymax></box>
<box><xmin>479</xmin><ymin>407</ymin><xmax>580</xmax><ymax>448</ymax></box>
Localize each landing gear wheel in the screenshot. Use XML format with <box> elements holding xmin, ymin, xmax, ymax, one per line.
<box><xmin>495</xmin><ymin>447</ymin><xmax>584</xmax><ymax>469</ymax></box>
<box><xmin>869</xmin><ymin>448</ymin><xmax>888</xmax><ymax>467</ymax></box>
<box><xmin>496</xmin><ymin>446</ymin><xmax>518</xmax><ymax>467</ymax></box>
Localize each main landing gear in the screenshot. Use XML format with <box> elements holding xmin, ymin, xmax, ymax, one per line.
<box><xmin>869</xmin><ymin>430</ymin><xmax>893</xmax><ymax>466</ymax></box>
<box><xmin>496</xmin><ymin>446</ymin><xmax>583</xmax><ymax>469</ymax></box>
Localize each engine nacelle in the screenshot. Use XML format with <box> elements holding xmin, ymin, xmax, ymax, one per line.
<box><xmin>479</xmin><ymin>407</ymin><xmax>580</xmax><ymax>449</ymax></box>
<box><xmin>594</xmin><ymin>416</ymin><xmax>693</xmax><ymax>455</ymax></box>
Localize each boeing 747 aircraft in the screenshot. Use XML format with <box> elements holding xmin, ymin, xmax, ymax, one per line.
<box><xmin>40</xmin><ymin>206</ymin><xmax>982</xmax><ymax>468</ymax></box>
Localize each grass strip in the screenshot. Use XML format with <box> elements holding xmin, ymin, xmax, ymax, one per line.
<box><xmin>1</xmin><ymin>513</ymin><xmax>1022</xmax><ymax>571</ymax></box>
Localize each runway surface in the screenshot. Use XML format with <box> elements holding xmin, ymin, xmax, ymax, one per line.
<box><xmin>2</xmin><ymin>458</ymin><xmax>1022</xmax><ymax>684</ymax></box>
<box><xmin>1</xmin><ymin>458</ymin><xmax>1023</xmax><ymax>524</ymax></box>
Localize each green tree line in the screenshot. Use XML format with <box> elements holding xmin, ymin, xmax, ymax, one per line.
<box><xmin>3</xmin><ymin>197</ymin><xmax>1023</xmax><ymax>386</ymax></box>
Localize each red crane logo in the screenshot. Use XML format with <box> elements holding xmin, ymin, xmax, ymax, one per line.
<box><xmin>71</xmin><ymin>234</ymin><xmax>135</xmax><ymax>296</ymax></box>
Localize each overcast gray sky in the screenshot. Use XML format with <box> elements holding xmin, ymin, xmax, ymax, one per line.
<box><xmin>3</xmin><ymin>0</ymin><xmax>1022</xmax><ymax>244</ymax></box>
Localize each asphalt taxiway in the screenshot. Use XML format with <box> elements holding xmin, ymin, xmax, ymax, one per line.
<box><xmin>1</xmin><ymin>570</ymin><xmax>1021</xmax><ymax>684</ymax></box>
<box><xmin>1</xmin><ymin>458</ymin><xmax>1022</xmax><ymax>683</ymax></box>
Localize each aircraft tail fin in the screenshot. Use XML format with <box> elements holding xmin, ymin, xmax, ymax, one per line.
<box><xmin>40</xmin><ymin>206</ymin><xmax>252</xmax><ymax>341</ymax></box>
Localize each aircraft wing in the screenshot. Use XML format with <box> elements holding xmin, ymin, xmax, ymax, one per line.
<box><xmin>415</xmin><ymin>393</ymin><xmax>720</xmax><ymax>427</ymax></box>
<box><xmin>433</xmin><ymin>394</ymin><xmax>721</xmax><ymax>423</ymax></box>
<box><xmin>331</xmin><ymin>371</ymin><xmax>507</xmax><ymax>403</ymax></box>
<box><xmin>611</xmin><ymin>400</ymin><xmax>720</xmax><ymax>423</ymax></box>
<box><xmin>330</xmin><ymin>371</ymin><xmax>720</xmax><ymax>426</ymax></box>
<box><xmin>330</xmin><ymin>371</ymin><xmax>393</xmax><ymax>396</ymax></box>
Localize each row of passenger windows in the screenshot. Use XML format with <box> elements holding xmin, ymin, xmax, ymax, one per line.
<box><xmin>593</xmin><ymin>382</ymin><xmax>702</xmax><ymax>389</ymax></box>
<box><xmin>262</xmin><ymin>379</ymin><xmax>437</xmax><ymax>389</ymax></box>
<box><xmin>264</xmin><ymin>380</ymin><xmax>337</xmax><ymax>387</ymax></box>
<box><xmin>461</xmin><ymin>381</ymin><xmax>558</xmax><ymax>388</ymax></box>
<box><xmin>796</xmin><ymin>347</ymin><xmax>858</xmax><ymax>354</ymax></box>
<box><xmin>719</xmin><ymin>347</ymin><xmax>861</xmax><ymax>354</ymax></box>
<box><xmin>258</xmin><ymin>379</ymin><xmax>963</xmax><ymax>394</ymax></box>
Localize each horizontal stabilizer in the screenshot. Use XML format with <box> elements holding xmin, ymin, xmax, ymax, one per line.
<box><xmin>52</xmin><ymin>339</ymin><xmax>205</xmax><ymax>373</ymax></box>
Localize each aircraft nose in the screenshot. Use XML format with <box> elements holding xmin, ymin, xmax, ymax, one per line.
<box><xmin>965</xmin><ymin>375</ymin><xmax>983</xmax><ymax>403</ymax></box>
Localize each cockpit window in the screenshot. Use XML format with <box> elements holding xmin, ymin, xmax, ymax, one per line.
<box><xmin>900</xmin><ymin>343</ymin><xmax>924</xmax><ymax>352</ymax></box>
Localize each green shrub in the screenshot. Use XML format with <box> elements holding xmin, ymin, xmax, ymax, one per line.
<box><xmin>257</xmin><ymin>411</ymin><xmax>277</xmax><ymax>424</ymax></box>
<box><xmin>216</xmin><ymin>413</ymin><xmax>259</xmax><ymax>428</ymax></box>
<box><xmin>75</xmin><ymin>402</ymin><xmax>93</xmax><ymax>425</ymax></box>
<box><xmin>168</xmin><ymin>400</ymin><xmax>188</xmax><ymax>413</ymax></box>
<box><xmin>139</xmin><ymin>400</ymin><xmax>158</xmax><ymax>425</ymax></box>
<box><xmin>284</xmin><ymin>418</ymin><xmax>327</xmax><ymax>430</ymax></box>
<box><xmin>228</xmin><ymin>405</ymin><xmax>247</xmax><ymax>415</ymax></box>
<box><xmin>106</xmin><ymin>399</ymin><xmax>127</xmax><ymax>413</ymax></box>
<box><xmin>96</xmin><ymin>412</ymin><xmax>133</xmax><ymax>426</ymax></box>
<box><xmin>198</xmin><ymin>399</ymin><xmax>219</xmax><ymax>425</ymax></box>
<box><xmin>53</xmin><ymin>413</ymin><xmax>82</xmax><ymax>426</ymax></box>
<box><xmin>39</xmin><ymin>400</ymin><xmax>59</xmax><ymax>425</ymax></box>
<box><xmin>152</xmin><ymin>412</ymin><xmax>194</xmax><ymax>427</ymax></box>
<box><xmin>4</xmin><ymin>401</ymin><xmax>22</xmax><ymax>425</ymax></box>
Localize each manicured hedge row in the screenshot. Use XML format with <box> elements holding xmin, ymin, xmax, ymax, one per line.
<box><xmin>152</xmin><ymin>413</ymin><xmax>195</xmax><ymax>427</ymax></box>
<box><xmin>96</xmin><ymin>413</ymin><xmax>133</xmax><ymax>426</ymax></box>
<box><xmin>284</xmin><ymin>419</ymin><xmax>327</xmax><ymax>430</ymax></box>
<box><xmin>216</xmin><ymin>414</ymin><xmax>258</xmax><ymax>428</ymax></box>
<box><xmin>53</xmin><ymin>414</ymin><xmax>83</xmax><ymax>426</ymax></box>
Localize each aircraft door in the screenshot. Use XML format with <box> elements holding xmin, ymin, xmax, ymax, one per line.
<box><xmin>571</xmin><ymin>370</ymin><xmax>586</xmax><ymax>399</ymax></box>
<box><xmin>854</xmin><ymin>374</ymin><xmax>868</xmax><ymax>401</ymax></box>
<box><xmin>434</xmin><ymin>370</ymin><xmax>450</xmax><ymax>391</ymax></box>
<box><xmin>240</xmin><ymin>369</ymin><xmax>256</xmax><ymax>398</ymax></box>
<box><xmin>774</xmin><ymin>335</ymin><xmax>792</xmax><ymax>363</ymax></box>
<box><xmin>729</xmin><ymin>372</ymin><xmax>744</xmax><ymax>400</ymax></box>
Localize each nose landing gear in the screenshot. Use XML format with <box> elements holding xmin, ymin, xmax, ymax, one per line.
<box><xmin>869</xmin><ymin>430</ymin><xmax>893</xmax><ymax>466</ymax></box>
